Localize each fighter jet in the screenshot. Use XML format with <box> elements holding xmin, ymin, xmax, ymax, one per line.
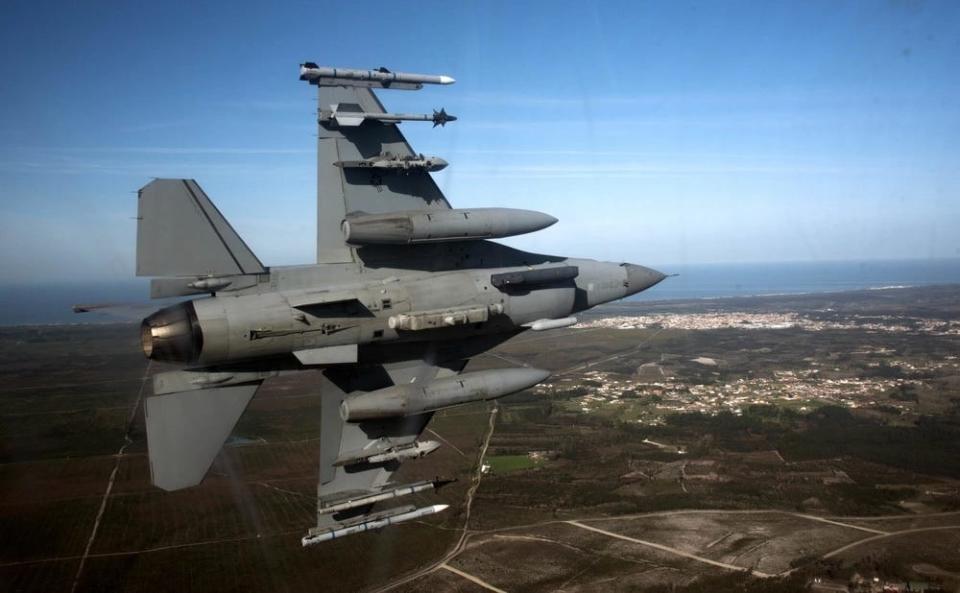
<box><xmin>132</xmin><ymin>63</ymin><xmax>666</xmax><ymax>546</ymax></box>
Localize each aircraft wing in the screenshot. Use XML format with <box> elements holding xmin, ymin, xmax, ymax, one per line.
<box><xmin>314</xmin><ymin>83</ymin><xmax>452</xmax><ymax>263</ymax></box>
<box><xmin>305</xmin><ymin>357</ymin><xmax>465</xmax><ymax>545</ymax></box>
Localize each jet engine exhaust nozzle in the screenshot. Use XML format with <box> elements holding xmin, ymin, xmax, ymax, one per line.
<box><xmin>140</xmin><ymin>302</ymin><xmax>203</xmax><ymax>363</ymax></box>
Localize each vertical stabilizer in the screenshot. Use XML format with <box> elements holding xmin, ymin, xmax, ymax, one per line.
<box><xmin>136</xmin><ymin>179</ymin><xmax>266</xmax><ymax>277</ymax></box>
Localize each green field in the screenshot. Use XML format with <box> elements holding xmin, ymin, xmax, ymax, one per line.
<box><xmin>487</xmin><ymin>454</ymin><xmax>539</xmax><ymax>473</ymax></box>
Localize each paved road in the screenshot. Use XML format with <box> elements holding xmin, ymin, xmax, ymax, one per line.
<box><xmin>368</xmin><ymin>404</ymin><xmax>500</xmax><ymax>593</ymax></box>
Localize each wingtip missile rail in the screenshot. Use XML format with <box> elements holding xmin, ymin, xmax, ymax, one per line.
<box><xmin>299</xmin><ymin>63</ymin><xmax>455</xmax><ymax>90</ymax></box>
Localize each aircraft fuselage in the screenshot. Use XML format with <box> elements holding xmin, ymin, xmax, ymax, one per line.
<box><xmin>141</xmin><ymin>251</ymin><xmax>665</xmax><ymax>368</ymax></box>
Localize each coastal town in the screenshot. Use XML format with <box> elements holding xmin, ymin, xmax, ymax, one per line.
<box><xmin>574</xmin><ymin>311</ymin><xmax>960</xmax><ymax>335</ymax></box>
<box><xmin>521</xmin><ymin>309</ymin><xmax>960</xmax><ymax>424</ymax></box>
<box><xmin>537</xmin><ymin>368</ymin><xmax>930</xmax><ymax>424</ymax></box>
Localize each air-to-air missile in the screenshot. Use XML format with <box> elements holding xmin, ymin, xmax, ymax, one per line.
<box><xmin>302</xmin><ymin>504</ymin><xmax>450</xmax><ymax>546</ymax></box>
<box><xmin>299</xmin><ymin>63</ymin><xmax>455</xmax><ymax>89</ymax></box>
<box><xmin>339</xmin><ymin>368</ymin><xmax>551</xmax><ymax>422</ymax></box>
<box><xmin>315</xmin><ymin>480</ymin><xmax>443</xmax><ymax>514</ymax></box>
<box><xmin>115</xmin><ymin>61</ymin><xmax>669</xmax><ymax>547</ymax></box>
<box><xmin>334</xmin><ymin>152</ymin><xmax>449</xmax><ymax>172</ymax></box>
<box><xmin>321</xmin><ymin>105</ymin><xmax>457</xmax><ymax>127</ymax></box>
<box><xmin>342</xmin><ymin>208</ymin><xmax>558</xmax><ymax>245</ymax></box>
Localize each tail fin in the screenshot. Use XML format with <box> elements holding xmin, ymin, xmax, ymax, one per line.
<box><xmin>136</xmin><ymin>179</ymin><xmax>266</xmax><ymax>277</ymax></box>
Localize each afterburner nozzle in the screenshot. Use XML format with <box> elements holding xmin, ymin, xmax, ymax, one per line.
<box><xmin>140</xmin><ymin>302</ymin><xmax>203</xmax><ymax>363</ymax></box>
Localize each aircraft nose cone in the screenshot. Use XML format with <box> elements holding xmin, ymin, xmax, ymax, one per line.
<box><xmin>624</xmin><ymin>264</ymin><xmax>667</xmax><ymax>294</ymax></box>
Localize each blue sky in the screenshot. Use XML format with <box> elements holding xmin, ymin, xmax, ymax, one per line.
<box><xmin>1</xmin><ymin>0</ymin><xmax>959</xmax><ymax>282</ymax></box>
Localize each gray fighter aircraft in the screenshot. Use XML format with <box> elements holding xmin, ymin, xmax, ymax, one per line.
<box><xmin>134</xmin><ymin>63</ymin><xmax>666</xmax><ymax>546</ymax></box>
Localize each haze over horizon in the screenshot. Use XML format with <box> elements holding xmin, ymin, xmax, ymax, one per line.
<box><xmin>2</xmin><ymin>0</ymin><xmax>959</xmax><ymax>283</ymax></box>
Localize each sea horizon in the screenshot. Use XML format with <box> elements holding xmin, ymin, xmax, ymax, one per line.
<box><xmin>1</xmin><ymin>258</ymin><xmax>959</xmax><ymax>327</ymax></box>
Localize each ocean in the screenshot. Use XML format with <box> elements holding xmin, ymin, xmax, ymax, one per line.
<box><xmin>1</xmin><ymin>259</ymin><xmax>959</xmax><ymax>326</ymax></box>
<box><xmin>628</xmin><ymin>259</ymin><xmax>960</xmax><ymax>301</ymax></box>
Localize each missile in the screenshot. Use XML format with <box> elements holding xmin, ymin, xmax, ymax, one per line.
<box><xmin>302</xmin><ymin>504</ymin><xmax>450</xmax><ymax>546</ymax></box>
<box><xmin>300</xmin><ymin>63</ymin><xmax>455</xmax><ymax>89</ymax></box>
<box><xmin>333</xmin><ymin>440</ymin><xmax>441</xmax><ymax>467</ymax></box>
<box><xmin>318</xmin><ymin>479</ymin><xmax>440</xmax><ymax>514</ymax></box>
<box><xmin>340</xmin><ymin>367</ymin><xmax>551</xmax><ymax>422</ymax></box>
<box><xmin>323</xmin><ymin>107</ymin><xmax>457</xmax><ymax>128</ymax></box>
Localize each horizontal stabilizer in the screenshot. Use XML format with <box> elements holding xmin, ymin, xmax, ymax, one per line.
<box><xmin>145</xmin><ymin>382</ymin><xmax>260</xmax><ymax>491</ymax></box>
<box><xmin>137</xmin><ymin>179</ymin><xmax>266</xmax><ymax>277</ymax></box>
